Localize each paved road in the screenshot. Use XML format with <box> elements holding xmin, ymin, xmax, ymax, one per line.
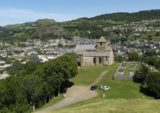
<box><xmin>34</xmin><ymin>70</ymin><xmax>107</xmax><ymax>113</ymax></box>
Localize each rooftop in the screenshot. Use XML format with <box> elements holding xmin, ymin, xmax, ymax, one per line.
<box><xmin>97</xmin><ymin>36</ymin><xmax>107</xmax><ymax>43</ymax></box>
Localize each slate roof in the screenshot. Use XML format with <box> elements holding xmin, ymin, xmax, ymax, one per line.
<box><xmin>84</xmin><ymin>52</ymin><xmax>109</xmax><ymax>57</ymax></box>
<box><xmin>97</xmin><ymin>36</ymin><xmax>107</xmax><ymax>43</ymax></box>
<box><xmin>75</xmin><ymin>45</ymin><xmax>96</xmax><ymax>51</ymax></box>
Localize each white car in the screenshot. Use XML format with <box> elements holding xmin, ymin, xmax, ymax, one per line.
<box><xmin>99</xmin><ymin>85</ymin><xmax>110</xmax><ymax>91</ymax></box>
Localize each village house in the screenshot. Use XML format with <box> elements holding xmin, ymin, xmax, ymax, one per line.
<box><xmin>75</xmin><ymin>37</ymin><xmax>114</xmax><ymax>66</ymax></box>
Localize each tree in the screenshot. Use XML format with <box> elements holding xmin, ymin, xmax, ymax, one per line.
<box><xmin>145</xmin><ymin>72</ymin><xmax>160</xmax><ymax>98</ymax></box>
<box><xmin>133</xmin><ymin>64</ymin><xmax>149</xmax><ymax>84</ymax></box>
<box><xmin>128</xmin><ymin>52</ymin><xmax>139</xmax><ymax>61</ymax></box>
<box><xmin>0</xmin><ymin>53</ymin><xmax>78</xmax><ymax>112</ymax></box>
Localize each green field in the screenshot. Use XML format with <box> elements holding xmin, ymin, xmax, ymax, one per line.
<box><xmin>70</xmin><ymin>66</ymin><xmax>107</xmax><ymax>85</ymax></box>
<box><xmin>36</xmin><ymin>95</ymin><xmax>64</xmax><ymax>111</ymax></box>
<box><xmin>124</xmin><ymin>63</ymin><xmax>131</xmax><ymax>77</ymax></box>
<box><xmin>48</xmin><ymin>63</ymin><xmax>159</xmax><ymax>113</ymax></box>
<box><xmin>50</xmin><ymin>98</ymin><xmax>160</xmax><ymax>113</ymax></box>
<box><xmin>129</xmin><ymin>32</ymin><xmax>160</xmax><ymax>41</ymax></box>
<box><xmin>96</xmin><ymin>63</ymin><xmax>151</xmax><ymax>99</ymax></box>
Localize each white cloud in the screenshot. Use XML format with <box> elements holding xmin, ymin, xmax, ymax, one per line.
<box><xmin>0</xmin><ymin>8</ymin><xmax>80</xmax><ymax>25</ymax></box>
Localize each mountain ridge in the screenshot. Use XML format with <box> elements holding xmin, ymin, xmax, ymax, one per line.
<box><xmin>0</xmin><ymin>9</ymin><xmax>160</xmax><ymax>41</ymax></box>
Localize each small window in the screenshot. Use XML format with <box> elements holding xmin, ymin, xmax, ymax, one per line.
<box><xmin>100</xmin><ymin>42</ymin><xmax>102</xmax><ymax>45</ymax></box>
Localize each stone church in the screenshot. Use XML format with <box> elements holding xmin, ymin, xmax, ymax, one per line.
<box><xmin>74</xmin><ymin>37</ymin><xmax>114</xmax><ymax>66</ymax></box>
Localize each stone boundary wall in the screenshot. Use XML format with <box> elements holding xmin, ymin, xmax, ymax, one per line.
<box><xmin>113</xmin><ymin>62</ymin><xmax>137</xmax><ymax>80</ymax></box>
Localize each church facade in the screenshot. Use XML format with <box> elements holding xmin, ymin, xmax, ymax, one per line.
<box><xmin>74</xmin><ymin>37</ymin><xmax>114</xmax><ymax>66</ymax></box>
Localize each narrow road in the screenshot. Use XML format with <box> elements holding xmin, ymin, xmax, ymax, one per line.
<box><xmin>34</xmin><ymin>70</ymin><xmax>107</xmax><ymax>113</ymax></box>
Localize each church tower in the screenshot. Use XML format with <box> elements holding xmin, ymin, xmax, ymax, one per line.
<box><xmin>96</xmin><ymin>36</ymin><xmax>108</xmax><ymax>52</ymax></box>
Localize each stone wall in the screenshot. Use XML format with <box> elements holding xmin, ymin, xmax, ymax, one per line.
<box><xmin>82</xmin><ymin>56</ymin><xmax>95</xmax><ymax>66</ymax></box>
<box><xmin>96</xmin><ymin>43</ymin><xmax>107</xmax><ymax>52</ymax></box>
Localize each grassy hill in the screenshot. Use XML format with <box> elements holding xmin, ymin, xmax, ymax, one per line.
<box><xmin>0</xmin><ymin>19</ymin><xmax>70</xmax><ymax>41</ymax></box>
<box><xmin>47</xmin><ymin>63</ymin><xmax>160</xmax><ymax>113</ymax></box>
<box><xmin>90</xmin><ymin>9</ymin><xmax>160</xmax><ymax>22</ymax></box>
<box><xmin>62</xmin><ymin>9</ymin><xmax>160</xmax><ymax>39</ymax></box>
<box><xmin>49</xmin><ymin>98</ymin><xmax>160</xmax><ymax>113</ymax></box>
<box><xmin>70</xmin><ymin>66</ymin><xmax>107</xmax><ymax>85</ymax></box>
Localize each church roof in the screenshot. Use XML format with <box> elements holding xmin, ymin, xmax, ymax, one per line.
<box><xmin>75</xmin><ymin>45</ymin><xmax>96</xmax><ymax>51</ymax></box>
<box><xmin>84</xmin><ymin>52</ymin><xmax>109</xmax><ymax>57</ymax></box>
<box><xmin>97</xmin><ymin>36</ymin><xmax>107</xmax><ymax>43</ymax></box>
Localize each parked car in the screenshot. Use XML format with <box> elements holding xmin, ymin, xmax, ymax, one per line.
<box><xmin>99</xmin><ymin>85</ymin><xmax>110</xmax><ymax>91</ymax></box>
<box><xmin>90</xmin><ymin>85</ymin><xmax>98</xmax><ymax>90</ymax></box>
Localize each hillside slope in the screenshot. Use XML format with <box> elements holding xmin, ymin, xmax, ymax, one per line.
<box><xmin>50</xmin><ymin>98</ymin><xmax>160</xmax><ymax>113</ymax></box>
<box><xmin>0</xmin><ymin>9</ymin><xmax>160</xmax><ymax>41</ymax></box>
<box><xmin>0</xmin><ymin>19</ymin><xmax>70</xmax><ymax>41</ymax></box>
<box><xmin>62</xmin><ymin>9</ymin><xmax>160</xmax><ymax>39</ymax></box>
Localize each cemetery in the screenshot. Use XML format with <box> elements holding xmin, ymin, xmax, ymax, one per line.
<box><xmin>114</xmin><ymin>62</ymin><xmax>137</xmax><ymax>80</ymax></box>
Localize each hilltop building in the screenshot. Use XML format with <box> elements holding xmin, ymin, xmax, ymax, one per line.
<box><xmin>75</xmin><ymin>37</ymin><xmax>114</xmax><ymax>66</ymax></box>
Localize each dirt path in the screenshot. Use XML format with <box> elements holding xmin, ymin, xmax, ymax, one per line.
<box><xmin>91</xmin><ymin>71</ymin><xmax>107</xmax><ymax>85</ymax></box>
<box><xmin>34</xmin><ymin>70</ymin><xmax>107</xmax><ymax>113</ymax></box>
<box><xmin>34</xmin><ymin>86</ymin><xmax>97</xmax><ymax>113</ymax></box>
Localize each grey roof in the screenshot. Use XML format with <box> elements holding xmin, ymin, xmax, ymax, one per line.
<box><xmin>97</xmin><ymin>36</ymin><xmax>107</xmax><ymax>43</ymax></box>
<box><xmin>84</xmin><ymin>52</ymin><xmax>109</xmax><ymax>57</ymax></box>
<box><xmin>75</xmin><ymin>45</ymin><xmax>96</xmax><ymax>51</ymax></box>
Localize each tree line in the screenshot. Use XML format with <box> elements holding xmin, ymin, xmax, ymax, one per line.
<box><xmin>133</xmin><ymin>64</ymin><xmax>160</xmax><ymax>99</ymax></box>
<box><xmin>127</xmin><ymin>52</ymin><xmax>160</xmax><ymax>70</ymax></box>
<box><xmin>0</xmin><ymin>53</ymin><xmax>78</xmax><ymax>113</ymax></box>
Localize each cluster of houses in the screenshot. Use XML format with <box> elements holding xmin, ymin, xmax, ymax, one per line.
<box><xmin>113</xmin><ymin>40</ymin><xmax>160</xmax><ymax>57</ymax></box>
<box><xmin>0</xmin><ymin>38</ymin><xmax>97</xmax><ymax>61</ymax></box>
<box><xmin>0</xmin><ymin>18</ymin><xmax>160</xmax><ymax>79</ymax></box>
<box><xmin>104</xmin><ymin>19</ymin><xmax>160</xmax><ymax>33</ymax></box>
<box><xmin>0</xmin><ymin>37</ymin><xmax>100</xmax><ymax>79</ymax></box>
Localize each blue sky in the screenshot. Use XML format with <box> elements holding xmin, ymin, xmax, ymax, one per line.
<box><xmin>0</xmin><ymin>0</ymin><xmax>160</xmax><ymax>26</ymax></box>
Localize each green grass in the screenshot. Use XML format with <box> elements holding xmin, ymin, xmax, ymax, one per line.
<box><xmin>124</xmin><ymin>63</ymin><xmax>131</xmax><ymax>77</ymax></box>
<box><xmin>36</xmin><ymin>95</ymin><xmax>64</xmax><ymax>111</ymax></box>
<box><xmin>128</xmin><ymin>31</ymin><xmax>160</xmax><ymax>41</ymax></box>
<box><xmin>97</xmin><ymin>63</ymin><xmax>152</xmax><ymax>99</ymax></box>
<box><xmin>36</xmin><ymin>65</ymin><xmax>107</xmax><ymax>112</ymax></box>
<box><xmin>47</xmin><ymin>63</ymin><xmax>158</xmax><ymax>113</ymax></box>
<box><xmin>70</xmin><ymin>66</ymin><xmax>107</xmax><ymax>85</ymax></box>
<box><xmin>50</xmin><ymin>98</ymin><xmax>160</xmax><ymax>113</ymax></box>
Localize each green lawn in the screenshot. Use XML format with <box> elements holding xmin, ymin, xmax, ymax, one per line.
<box><xmin>50</xmin><ymin>98</ymin><xmax>160</xmax><ymax>113</ymax></box>
<box><xmin>97</xmin><ymin>63</ymin><xmax>152</xmax><ymax>99</ymax></box>
<box><xmin>36</xmin><ymin>65</ymin><xmax>108</xmax><ymax>112</ymax></box>
<box><xmin>36</xmin><ymin>95</ymin><xmax>64</xmax><ymax>111</ymax></box>
<box><xmin>48</xmin><ymin>63</ymin><xmax>159</xmax><ymax>113</ymax></box>
<box><xmin>124</xmin><ymin>63</ymin><xmax>131</xmax><ymax>77</ymax></box>
<box><xmin>70</xmin><ymin>66</ymin><xmax>107</xmax><ymax>85</ymax></box>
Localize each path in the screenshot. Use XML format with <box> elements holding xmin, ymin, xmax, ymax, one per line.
<box><xmin>34</xmin><ymin>70</ymin><xmax>107</xmax><ymax>113</ymax></box>
<box><xmin>91</xmin><ymin>70</ymin><xmax>107</xmax><ymax>85</ymax></box>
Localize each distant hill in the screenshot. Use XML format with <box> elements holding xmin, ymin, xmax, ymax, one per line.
<box><xmin>0</xmin><ymin>19</ymin><xmax>70</xmax><ymax>41</ymax></box>
<box><xmin>67</xmin><ymin>9</ymin><xmax>160</xmax><ymax>23</ymax></box>
<box><xmin>0</xmin><ymin>9</ymin><xmax>160</xmax><ymax>41</ymax></box>
<box><xmin>90</xmin><ymin>9</ymin><xmax>160</xmax><ymax>22</ymax></box>
<box><xmin>62</xmin><ymin>9</ymin><xmax>160</xmax><ymax>39</ymax></box>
